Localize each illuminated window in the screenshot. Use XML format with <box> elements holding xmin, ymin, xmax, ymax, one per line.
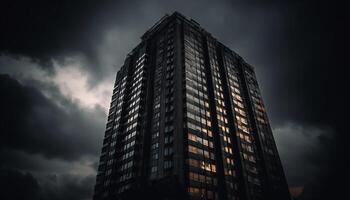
<box><xmin>188</xmin><ymin>187</ymin><xmax>200</xmax><ymax>196</ymax></box>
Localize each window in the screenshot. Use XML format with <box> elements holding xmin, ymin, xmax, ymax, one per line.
<box><xmin>152</xmin><ymin>131</ymin><xmax>159</xmax><ymax>139</ymax></box>
<box><xmin>164</xmin><ymin>125</ymin><xmax>174</xmax><ymax>133</ymax></box>
<box><xmin>154</xmin><ymin>103</ymin><xmax>160</xmax><ymax>109</ymax></box>
<box><xmin>151</xmin><ymin>166</ymin><xmax>158</xmax><ymax>173</ymax></box>
<box><xmin>164</xmin><ymin>135</ymin><xmax>173</xmax><ymax>144</ymax></box>
<box><xmin>188</xmin><ymin>158</ymin><xmax>216</xmax><ymax>172</ymax></box>
<box><xmin>164</xmin><ymin>160</ymin><xmax>172</xmax><ymax>169</ymax></box>
<box><xmin>188</xmin><ymin>187</ymin><xmax>200</xmax><ymax>196</ymax></box>
<box><xmin>189</xmin><ymin>145</ymin><xmax>213</xmax><ymax>159</ymax></box>
<box><xmin>224</xmin><ymin>147</ymin><xmax>233</xmax><ymax>154</ymax></box>
<box><xmin>164</xmin><ymin>147</ymin><xmax>173</xmax><ymax>156</ymax></box>
<box><xmin>151</xmin><ymin>142</ymin><xmax>159</xmax><ymax>150</ymax></box>
<box><xmin>188</xmin><ymin>133</ymin><xmax>210</xmax><ymax>147</ymax></box>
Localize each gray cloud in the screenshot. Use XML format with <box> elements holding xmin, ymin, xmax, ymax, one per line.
<box><xmin>0</xmin><ymin>168</ymin><xmax>94</xmax><ymax>200</ymax></box>
<box><xmin>0</xmin><ymin>0</ymin><xmax>346</xmax><ymax>200</ymax></box>
<box><xmin>37</xmin><ymin>173</ymin><xmax>95</xmax><ymax>200</ymax></box>
<box><xmin>0</xmin><ymin>70</ymin><xmax>101</xmax><ymax>200</ymax></box>
<box><xmin>0</xmin><ymin>74</ymin><xmax>105</xmax><ymax>161</ymax></box>
<box><xmin>0</xmin><ymin>169</ymin><xmax>41</xmax><ymax>200</ymax></box>
<box><xmin>273</xmin><ymin>123</ymin><xmax>334</xmax><ymax>187</ymax></box>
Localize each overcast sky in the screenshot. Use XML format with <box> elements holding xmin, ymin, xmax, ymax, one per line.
<box><xmin>0</xmin><ymin>1</ymin><xmax>347</xmax><ymax>200</ymax></box>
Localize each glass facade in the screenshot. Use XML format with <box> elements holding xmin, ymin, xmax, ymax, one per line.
<box><xmin>207</xmin><ymin>38</ymin><xmax>239</xmax><ymax>200</ymax></box>
<box><xmin>94</xmin><ymin>46</ymin><xmax>148</xmax><ymax>198</ymax></box>
<box><xmin>149</xmin><ymin>22</ymin><xmax>176</xmax><ymax>179</ymax></box>
<box><xmin>184</xmin><ymin>24</ymin><xmax>218</xmax><ymax>200</ymax></box>
<box><xmin>221</xmin><ymin>50</ymin><xmax>264</xmax><ymax>200</ymax></box>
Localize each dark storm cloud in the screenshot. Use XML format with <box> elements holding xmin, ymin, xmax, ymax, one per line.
<box><xmin>0</xmin><ymin>73</ymin><xmax>99</xmax><ymax>200</ymax></box>
<box><xmin>273</xmin><ymin>123</ymin><xmax>336</xmax><ymax>187</ymax></box>
<box><xmin>1</xmin><ymin>0</ymin><xmax>152</xmax><ymax>85</ymax></box>
<box><xmin>0</xmin><ymin>169</ymin><xmax>41</xmax><ymax>200</ymax></box>
<box><xmin>0</xmin><ymin>0</ymin><xmax>347</xmax><ymax>200</ymax></box>
<box><xmin>36</xmin><ymin>173</ymin><xmax>95</xmax><ymax>200</ymax></box>
<box><xmin>0</xmin><ymin>74</ymin><xmax>105</xmax><ymax>160</ymax></box>
<box><xmin>1</xmin><ymin>0</ymin><xmax>101</xmax><ymax>61</ymax></box>
<box><xmin>261</xmin><ymin>2</ymin><xmax>347</xmax><ymax>198</ymax></box>
<box><xmin>0</xmin><ymin>168</ymin><xmax>94</xmax><ymax>200</ymax></box>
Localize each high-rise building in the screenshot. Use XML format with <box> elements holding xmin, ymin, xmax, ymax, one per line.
<box><xmin>93</xmin><ymin>12</ymin><xmax>290</xmax><ymax>200</ymax></box>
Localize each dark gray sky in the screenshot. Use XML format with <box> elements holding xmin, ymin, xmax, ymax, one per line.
<box><xmin>0</xmin><ymin>0</ymin><xmax>347</xmax><ymax>199</ymax></box>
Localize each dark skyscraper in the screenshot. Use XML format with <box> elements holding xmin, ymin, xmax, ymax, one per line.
<box><xmin>93</xmin><ymin>12</ymin><xmax>290</xmax><ymax>200</ymax></box>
